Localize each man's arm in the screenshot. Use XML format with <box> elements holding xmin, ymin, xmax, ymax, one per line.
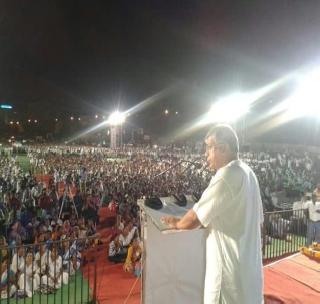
<box><xmin>162</xmin><ymin>209</ymin><xmax>201</xmax><ymax>230</ymax></box>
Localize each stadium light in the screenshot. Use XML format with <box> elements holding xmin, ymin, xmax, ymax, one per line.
<box><xmin>286</xmin><ymin>69</ymin><xmax>320</xmax><ymax>117</ymax></box>
<box><xmin>107</xmin><ymin>111</ymin><xmax>126</xmax><ymax>126</ymax></box>
<box><xmin>208</xmin><ymin>92</ymin><xmax>251</xmax><ymax>123</ymax></box>
<box><xmin>164</xmin><ymin>109</ymin><xmax>169</xmax><ymax>115</ymax></box>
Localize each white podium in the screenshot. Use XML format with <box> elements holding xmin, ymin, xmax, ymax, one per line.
<box><xmin>138</xmin><ymin>196</ymin><xmax>206</xmax><ymax>304</ymax></box>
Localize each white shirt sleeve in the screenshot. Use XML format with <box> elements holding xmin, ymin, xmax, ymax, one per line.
<box><xmin>193</xmin><ymin>177</ymin><xmax>233</xmax><ymax>227</ymax></box>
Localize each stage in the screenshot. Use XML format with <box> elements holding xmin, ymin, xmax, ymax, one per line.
<box><xmin>264</xmin><ymin>253</ymin><xmax>320</xmax><ymax>303</ymax></box>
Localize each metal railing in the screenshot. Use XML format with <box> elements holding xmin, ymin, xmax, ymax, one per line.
<box><xmin>0</xmin><ymin>236</ymin><xmax>98</xmax><ymax>303</ymax></box>
<box><xmin>262</xmin><ymin>208</ymin><xmax>307</xmax><ymax>261</ymax></box>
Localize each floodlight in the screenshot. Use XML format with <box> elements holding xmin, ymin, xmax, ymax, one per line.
<box><xmin>107</xmin><ymin>111</ymin><xmax>126</xmax><ymax>126</ymax></box>
<box><xmin>208</xmin><ymin>93</ymin><xmax>250</xmax><ymax>123</ymax></box>
<box><xmin>286</xmin><ymin>69</ymin><xmax>320</xmax><ymax>117</ymax></box>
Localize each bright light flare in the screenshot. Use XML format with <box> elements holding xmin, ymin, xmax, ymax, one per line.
<box><xmin>107</xmin><ymin>111</ymin><xmax>126</xmax><ymax>126</ymax></box>
<box><xmin>287</xmin><ymin>69</ymin><xmax>320</xmax><ymax>117</ymax></box>
<box><xmin>267</xmin><ymin>68</ymin><xmax>320</xmax><ymax>126</ymax></box>
<box><xmin>208</xmin><ymin>93</ymin><xmax>250</xmax><ymax>123</ymax></box>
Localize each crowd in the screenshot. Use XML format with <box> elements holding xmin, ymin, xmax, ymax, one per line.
<box><xmin>0</xmin><ymin>144</ymin><xmax>320</xmax><ymax>298</ymax></box>
<box><xmin>242</xmin><ymin>151</ymin><xmax>319</xmax><ymax>211</ymax></box>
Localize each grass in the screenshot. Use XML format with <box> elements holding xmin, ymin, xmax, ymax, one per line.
<box><xmin>16</xmin><ymin>155</ymin><xmax>31</xmax><ymax>173</ymax></box>
<box><xmin>0</xmin><ymin>272</ymin><xmax>92</xmax><ymax>304</ymax></box>
<box><xmin>263</xmin><ymin>234</ymin><xmax>307</xmax><ymax>259</ymax></box>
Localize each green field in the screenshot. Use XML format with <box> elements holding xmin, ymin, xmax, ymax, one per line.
<box><xmin>16</xmin><ymin>155</ymin><xmax>31</xmax><ymax>173</ymax></box>
<box><xmin>0</xmin><ymin>272</ymin><xmax>92</xmax><ymax>304</ymax></box>
<box><xmin>263</xmin><ymin>235</ymin><xmax>306</xmax><ymax>259</ymax></box>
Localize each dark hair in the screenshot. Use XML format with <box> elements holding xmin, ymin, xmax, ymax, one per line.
<box><xmin>206</xmin><ymin>124</ymin><xmax>239</xmax><ymax>154</ymax></box>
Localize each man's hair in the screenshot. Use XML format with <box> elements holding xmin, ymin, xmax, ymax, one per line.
<box><xmin>206</xmin><ymin>124</ymin><xmax>239</xmax><ymax>154</ymax></box>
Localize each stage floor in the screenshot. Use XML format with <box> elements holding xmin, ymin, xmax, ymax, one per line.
<box><xmin>264</xmin><ymin>253</ymin><xmax>320</xmax><ymax>303</ymax></box>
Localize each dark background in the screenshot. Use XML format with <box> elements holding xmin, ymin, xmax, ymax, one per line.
<box><xmin>1</xmin><ymin>0</ymin><xmax>320</xmax><ymax>144</ymax></box>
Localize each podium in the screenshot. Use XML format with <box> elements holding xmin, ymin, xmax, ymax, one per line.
<box><xmin>138</xmin><ymin>196</ymin><xmax>206</xmax><ymax>304</ymax></box>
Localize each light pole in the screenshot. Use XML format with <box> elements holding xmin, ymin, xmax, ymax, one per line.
<box><xmin>107</xmin><ymin>111</ymin><xmax>126</xmax><ymax>148</ymax></box>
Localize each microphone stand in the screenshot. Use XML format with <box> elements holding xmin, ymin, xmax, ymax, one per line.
<box><xmin>152</xmin><ymin>160</ymin><xmax>204</xmax><ymax>180</ymax></box>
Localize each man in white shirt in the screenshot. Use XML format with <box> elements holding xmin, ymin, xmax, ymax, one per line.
<box><xmin>305</xmin><ymin>192</ymin><xmax>320</xmax><ymax>245</ymax></box>
<box><xmin>41</xmin><ymin>247</ymin><xmax>68</xmax><ymax>289</ymax></box>
<box><xmin>162</xmin><ymin>124</ymin><xmax>264</xmax><ymax>304</ymax></box>
<box><xmin>11</xmin><ymin>246</ymin><xmax>25</xmax><ymax>275</ymax></box>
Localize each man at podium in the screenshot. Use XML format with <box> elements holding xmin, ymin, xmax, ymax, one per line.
<box><xmin>162</xmin><ymin>124</ymin><xmax>264</xmax><ymax>304</ymax></box>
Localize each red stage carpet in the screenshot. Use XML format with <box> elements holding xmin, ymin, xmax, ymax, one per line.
<box><xmin>83</xmin><ymin>207</ymin><xmax>141</xmax><ymax>304</ymax></box>
<box><xmin>264</xmin><ymin>254</ymin><xmax>320</xmax><ymax>304</ymax></box>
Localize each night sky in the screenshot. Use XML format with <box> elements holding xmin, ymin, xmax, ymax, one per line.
<box><xmin>1</xmin><ymin>1</ymin><xmax>320</xmax><ymax>142</ymax></box>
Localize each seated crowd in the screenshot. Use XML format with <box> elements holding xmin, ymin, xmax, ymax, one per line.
<box><xmin>0</xmin><ymin>144</ymin><xmax>320</xmax><ymax>298</ymax></box>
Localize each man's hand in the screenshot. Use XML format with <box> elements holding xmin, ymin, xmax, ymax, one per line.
<box><xmin>161</xmin><ymin>216</ymin><xmax>180</xmax><ymax>229</ymax></box>
<box><xmin>161</xmin><ymin>210</ymin><xmax>201</xmax><ymax>230</ymax></box>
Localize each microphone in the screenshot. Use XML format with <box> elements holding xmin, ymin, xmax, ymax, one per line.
<box><xmin>144</xmin><ymin>160</ymin><xmax>208</xmax><ymax>210</ymax></box>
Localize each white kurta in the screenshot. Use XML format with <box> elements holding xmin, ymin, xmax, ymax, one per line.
<box><xmin>41</xmin><ymin>255</ymin><xmax>69</xmax><ymax>289</ymax></box>
<box><xmin>35</xmin><ymin>250</ymin><xmax>49</xmax><ymax>275</ymax></box>
<box><xmin>193</xmin><ymin>160</ymin><xmax>264</xmax><ymax>304</ymax></box>
<box><xmin>18</xmin><ymin>262</ymin><xmax>40</xmax><ymax>297</ymax></box>
<box><xmin>11</xmin><ymin>254</ymin><xmax>25</xmax><ymax>274</ymax></box>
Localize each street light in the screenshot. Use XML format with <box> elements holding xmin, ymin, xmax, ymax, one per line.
<box><xmin>0</xmin><ymin>104</ymin><xmax>12</xmax><ymax>109</ymax></box>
